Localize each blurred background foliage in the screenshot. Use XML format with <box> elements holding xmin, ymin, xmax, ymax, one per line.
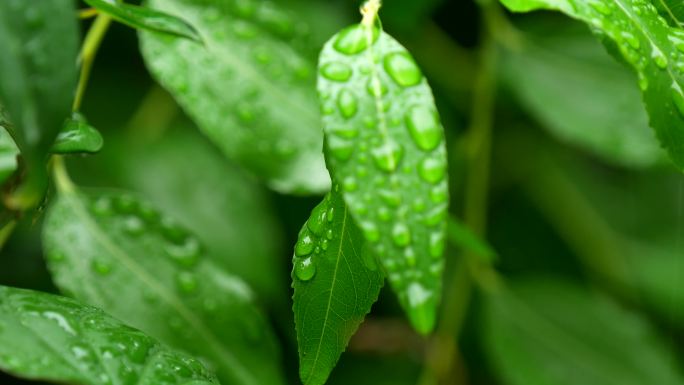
<box><xmin>1</xmin><ymin>0</ymin><xmax>682</xmax><ymax>384</ymax></box>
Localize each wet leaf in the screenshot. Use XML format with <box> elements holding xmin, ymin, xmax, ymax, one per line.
<box><xmin>0</xmin><ymin>124</ymin><xmax>19</xmax><ymax>186</ymax></box>
<box><xmin>292</xmin><ymin>187</ymin><xmax>384</xmax><ymax>385</ymax></box>
<box><xmin>482</xmin><ymin>279</ymin><xmax>684</xmax><ymax>385</ymax></box>
<box><xmin>139</xmin><ymin>0</ymin><xmax>329</xmax><ymax>194</ymax></box>
<box><xmin>83</xmin><ymin>0</ymin><xmax>201</xmax><ymax>42</ymax></box>
<box><xmin>0</xmin><ymin>285</ymin><xmax>218</xmax><ymax>385</ymax></box>
<box><xmin>51</xmin><ymin>113</ymin><xmax>104</xmax><ymax>154</ymax></box>
<box><xmin>317</xmin><ymin>23</ymin><xmax>448</xmax><ymax>334</ymax></box>
<box><xmin>43</xmin><ymin>189</ymin><xmax>285</xmax><ymax>385</ymax></box>
<box><xmin>498</xmin><ymin>0</ymin><xmax>684</xmax><ymax>170</ymax></box>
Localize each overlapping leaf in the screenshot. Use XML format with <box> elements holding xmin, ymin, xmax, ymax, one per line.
<box><xmin>498</xmin><ymin>0</ymin><xmax>684</xmax><ymax>170</ymax></box>
<box><xmin>481</xmin><ymin>279</ymin><xmax>684</xmax><ymax>385</ymax></box>
<box><xmin>0</xmin><ymin>285</ymin><xmax>218</xmax><ymax>385</ymax></box>
<box><xmin>317</xmin><ymin>23</ymin><xmax>448</xmax><ymax>334</ymax></box>
<box><xmin>139</xmin><ymin>0</ymin><xmax>329</xmax><ymax>194</ymax></box>
<box><xmin>501</xmin><ymin>18</ymin><xmax>664</xmax><ymax>168</ymax></box>
<box><xmin>43</xmin><ymin>189</ymin><xmax>285</xmax><ymax>385</ymax></box>
<box><xmin>292</xmin><ymin>188</ymin><xmax>384</xmax><ymax>385</ymax></box>
<box><xmin>83</xmin><ymin>0</ymin><xmax>201</xmax><ymax>42</ymax></box>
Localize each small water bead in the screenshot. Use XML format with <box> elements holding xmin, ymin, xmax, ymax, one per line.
<box><xmin>424</xmin><ymin>204</ymin><xmax>448</xmax><ymax>226</ymax></box>
<box><xmin>371</xmin><ymin>141</ymin><xmax>403</xmax><ymax>172</ymax></box>
<box><xmin>333</xmin><ymin>25</ymin><xmax>378</xmax><ymax>55</ymax></box>
<box><xmin>412</xmin><ymin>198</ymin><xmax>427</xmax><ymax>212</ymax></box>
<box><xmin>360</xmin><ymin>221</ymin><xmax>380</xmax><ymax>242</ymax></box>
<box><xmin>638</xmin><ymin>73</ymin><xmax>649</xmax><ymax>91</ymax></box>
<box><xmin>404</xmin><ymin>247</ymin><xmax>417</xmax><ymax>266</ymax></box>
<box><xmin>620</xmin><ymin>31</ymin><xmax>640</xmax><ymax>50</ymax></box>
<box><xmin>392</xmin><ymin>223</ymin><xmax>411</xmax><ymax>247</ymax></box>
<box><xmin>92</xmin><ymin>260</ymin><xmax>112</xmax><ymax>276</ymax></box>
<box><xmin>378</xmin><ymin>206</ymin><xmax>391</xmax><ymax>221</ymax></box>
<box><xmin>295</xmin><ymin>231</ymin><xmax>315</xmax><ymax>256</ymax></box>
<box><xmin>47</xmin><ymin>252</ymin><xmax>66</xmax><ymax>263</ymax></box>
<box><xmin>430</xmin><ymin>261</ymin><xmax>443</xmax><ymax>276</ymax></box>
<box><xmin>321</xmin><ymin>239</ymin><xmax>329</xmax><ymax>251</ymax></box>
<box><xmin>235</xmin><ymin>102</ymin><xmax>256</xmax><ymax>123</ymax></box>
<box><xmin>406</xmin><ymin>282</ymin><xmax>435</xmax><ymax>334</ymax></box>
<box><xmin>320</xmin><ymin>62</ymin><xmax>353</xmax><ymax>82</ymax></box>
<box><xmin>405</xmin><ymin>105</ymin><xmax>443</xmax><ymax>151</ymax></box>
<box><xmin>383</xmin><ymin>52</ymin><xmax>422</xmax><ymax>87</ymax></box>
<box><xmin>329</xmin><ymin>126</ymin><xmax>359</xmax><ymax>139</ymax></box>
<box><xmin>379</xmin><ymin>189</ymin><xmax>401</xmax><ymax>207</ymax></box>
<box><xmin>326</xmin><ymin>229</ymin><xmax>334</xmax><ymax>240</ymax></box>
<box><xmin>307</xmin><ymin>202</ymin><xmax>328</xmax><ymax>236</ymax></box>
<box><xmin>294</xmin><ymin>256</ymin><xmax>316</xmax><ymax>281</ymax></box>
<box><xmin>123</xmin><ymin>216</ymin><xmax>145</xmax><ymax>236</ymax></box>
<box><xmin>138</xmin><ymin>203</ymin><xmax>160</xmax><ymax>223</ymax></box>
<box><xmin>91</xmin><ymin>196</ymin><xmax>114</xmax><ymax>216</ymax></box>
<box><xmin>43</xmin><ymin>311</ymin><xmax>77</xmax><ymax>335</ymax></box>
<box><xmin>114</xmin><ymin>195</ymin><xmax>137</xmax><ymax>214</ymax></box>
<box><xmin>419</xmin><ymin>157</ymin><xmax>446</xmax><ymax>184</ymax></box>
<box><xmin>327</xmin><ymin>136</ymin><xmax>355</xmax><ymax>161</ymax></box>
<box><xmin>326</xmin><ymin>207</ymin><xmax>335</xmax><ymax>222</ymax></box>
<box><xmin>343</xmin><ymin>176</ymin><xmax>358</xmax><ymax>191</ymax></box>
<box><xmin>430</xmin><ymin>183</ymin><xmax>449</xmax><ymax>203</ymax></box>
<box><xmin>257</xmin><ymin>8</ymin><xmax>295</xmax><ymax>38</ymax></box>
<box><xmin>429</xmin><ymin>231</ymin><xmax>446</xmax><ymax>259</ymax></box>
<box><xmin>652</xmin><ymin>47</ymin><xmax>668</xmax><ymax>69</ymax></box>
<box><xmin>176</xmin><ymin>271</ymin><xmax>199</xmax><ymax>294</ymax></box>
<box><xmin>165</xmin><ymin>237</ymin><xmax>201</xmax><ymax>267</ymax></box>
<box><xmin>337</xmin><ymin>89</ymin><xmax>358</xmax><ymax>119</ymax></box>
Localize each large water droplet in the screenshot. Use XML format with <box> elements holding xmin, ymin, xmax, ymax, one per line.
<box><xmin>371</xmin><ymin>141</ymin><xmax>403</xmax><ymax>172</ymax></box>
<box><xmin>123</xmin><ymin>216</ymin><xmax>145</xmax><ymax>236</ymax></box>
<box><xmin>307</xmin><ymin>202</ymin><xmax>328</xmax><ymax>236</ymax></box>
<box><xmin>419</xmin><ymin>157</ymin><xmax>446</xmax><ymax>184</ymax></box>
<box><xmin>405</xmin><ymin>282</ymin><xmax>435</xmax><ymax>335</ymax></box>
<box><xmin>337</xmin><ymin>89</ymin><xmax>358</xmax><ymax>119</ymax></box>
<box><xmin>294</xmin><ymin>256</ymin><xmax>316</xmax><ymax>281</ymax></box>
<box><xmin>379</xmin><ymin>189</ymin><xmax>401</xmax><ymax>207</ymax></box>
<box><xmin>320</xmin><ymin>62</ymin><xmax>352</xmax><ymax>82</ymax></box>
<box><xmin>384</xmin><ymin>52</ymin><xmax>422</xmax><ymax>87</ymax></box>
<box><xmin>327</xmin><ymin>136</ymin><xmax>354</xmax><ymax>161</ymax></box>
<box><xmin>295</xmin><ymin>230</ymin><xmax>315</xmax><ymax>256</ymax></box>
<box><xmin>429</xmin><ymin>231</ymin><xmax>445</xmax><ymax>258</ymax></box>
<box><xmin>92</xmin><ymin>259</ymin><xmax>112</xmax><ymax>276</ymax></box>
<box><xmin>405</xmin><ymin>105</ymin><xmax>443</xmax><ymax>151</ymax></box>
<box><xmin>176</xmin><ymin>271</ymin><xmax>198</xmax><ymax>294</ymax></box>
<box><xmin>43</xmin><ymin>311</ymin><xmax>77</xmax><ymax>335</ymax></box>
<box><xmin>653</xmin><ymin>47</ymin><xmax>668</xmax><ymax>69</ymax></box>
<box><xmin>360</xmin><ymin>221</ymin><xmax>380</xmax><ymax>242</ymax></box>
<box><xmin>343</xmin><ymin>176</ymin><xmax>358</xmax><ymax>191</ymax></box>
<box><xmin>165</xmin><ymin>237</ymin><xmax>201</xmax><ymax>267</ymax></box>
<box><xmin>392</xmin><ymin>223</ymin><xmax>411</xmax><ymax>247</ymax></box>
<box><xmin>330</xmin><ymin>126</ymin><xmax>359</xmax><ymax>139</ymax></box>
<box><xmin>333</xmin><ymin>25</ymin><xmax>378</xmax><ymax>55</ymax></box>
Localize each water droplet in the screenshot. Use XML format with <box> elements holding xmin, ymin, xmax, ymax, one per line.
<box><xmin>295</xmin><ymin>230</ymin><xmax>315</xmax><ymax>256</ymax></box>
<box><xmin>406</xmin><ymin>105</ymin><xmax>443</xmax><ymax>151</ymax></box>
<box><xmin>321</xmin><ymin>239</ymin><xmax>329</xmax><ymax>251</ymax></box>
<box><xmin>91</xmin><ymin>197</ymin><xmax>113</xmax><ymax>216</ymax></box>
<box><xmin>176</xmin><ymin>271</ymin><xmax>198</xmax><ymax>294</ymax></box>
<box><xmin>384</xmin><ymin>52</ymin><xmax>422</xmax><ymax>87</ymax></box>
<box><xmin>307</xmin><ymin>202</ymin><xmax>328</xmax><ymax>236</ymax></box>
<box><xmin>392</xmin><ymin>223</ymin><xmax>411</xmax><ymax>247</ymax></box>
<box><xmin>320</xmin><ymin>62</ymin><xmax>352</xmax><ymax>82</ymax></box>
<box><xmin>114</xmin><ymin>195</ymin><xmax>137</xmax><ymax>214</ymax></box>
<box><xmin>330</xmin><ymin>126</ymin><xmax>359</xmax><ymax>139</ymax></box>
<box><xmin>337</xmin><ymin>89</ymin><xmax>358</xmax><ymax>119</ymax></box>
<box><xmin>653</xmin><ymin>47</ymin><xmax>668</xmax><ymax>69</ymax></box>
<box><xmin>333</xmin><ymin>25</ymin><xmax>378</xmax><ymax>55</ymax></box>
<box><xmin>47</xmin><ymin>252</ymin><xmax>65</xmax><ymax>263</ymax></box>
<box><xmin>360</xmin><ymin>221</ymin><xmax>380</xmax><ymax>242</ymax></box>
<box><xmin>429</xmin><ymin>231</ymin><xmax>445</xmax><ymax>258</ymax></box>
<box><xmin>378</xmin><ymin>206</ymin><xmax>391</xmax><ymax>221</ymax></box>
<box><xmin>404</xmin><ymin>247</ymin><xmax>416</xmax><ymax>266</ymax></box>
<box><xmin>327</xmin><ymin>136</ymin><xmax>354</xmax><ymax>161</ymax></box>
<box><xmin>161</xmin><ymin>219</ymin><xmax>188</xmax><ymax>244</ymax></box>
<box><xmin>123</xmin><ymin>216</ymin><xmax>145</xmax><ymax>236</ymax></box>
<box><xmin>294</xmin><ymin>256</ymin><xmax>316</xmax><ymax>281</ymax></box>
<box><xmin>430</xmin><ymin>183</ymin><xmax>449</xmax><ymax>203</ymax></box>
<box><xmin>424</xmin><ymin>204</ymin><xmax>448</xmax><ymax>226</ymax></box>
<box><xmin>371</xmin><ymin>141</ymin><xmax>403</xmax><ymax>172</ymax></box>
<box><xmin>638</xmin><ymin>73</ymin><xmax>649</xmax><ymax>91</ymax></box>
<box><xmin>379</xmin><ymin>189</ymin><xmax>401</xmax><ymax>207</ymax></box>
<box><xmin>621</xmin><ymin>31</ymin><xmax>640</xmax><ymax>50</ymax></box>
<box><xmin>138</xmin><ymin>203</ymin><xmax>160</xmax><ymax>223</ymax></box>
<box><xmin>589</xmin><ymin>1</ymin><xmax>612</xmax><ymax>15</ymax></box>
<box><xmin>406</xmin><ymin>282</ymin><xmax>435</xmax><ymax>334</ymax></box>
<box><xmin>343</xmin><ymin>176</ymin><xmax>358</xmax><ymax>191</ymax></box>
<box><xmin>419</xmin><ymin>157</ymin><xmax>447</xmax><ymax>184</ymax></box>
<box><xmin>165</xmin><ymin>237</ymin><xmax>201</xmax><ymax>267</ymax></box>
<box><xmin>92</xmin><ymin>260</ymin><xmax>112</xmax><ymax>276</ymax></box>
<box><xmin>327</xmin><ymin>207</ymin><xmax>335</xmax><ymax>222</ymax></box>
<box><xmin>43</xmin><ymin>311</ymin><xmax>77</xmax><ymax>335</ymax></box>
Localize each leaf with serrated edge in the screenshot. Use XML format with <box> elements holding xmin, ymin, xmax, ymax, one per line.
<box><xmin>42</xmin><ymin>189</ymin><xmax>285</xmax><ymax>385</ymax></box>
<box><xmin>139</xmin><ymin>0</ymin><xmax>329</xmax><ymax>194</ymax></box>
<box><xmin>317</xmin><ymin>23</ymin><xmax>448</xmax><ymax>334</ymax></box>
<box><xmin>0</xmin><ymin>285</ymin><xmax>218</xmax><ymax>385</ymax></box>
<box><xmin>482</xmin><ymin>279</ymin><xmax>684</xmax><ymax>385</ymax></box>
<box><xmin>292</xmin><ymin>187</ymin><xmax>384</xmax><ymax>385</ymax></box>
<box><xmin>498</xmin><ymin>0</ymin><xmax>684</xmax><ymax>170</ymax></box>
<box><xmin>83</xmin><ymin>0</ymin><xmax>201</xmax><ymax>42</ymax></box>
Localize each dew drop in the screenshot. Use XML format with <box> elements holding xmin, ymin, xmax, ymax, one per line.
<box><xmin>295</xmin><ymin>231</ymin><xmax>315</xmax><ymax>256</ymax></box>
<box><xmin>379</xmin><ymin>189</ymin><xmax>401</xmax><ymax>207</ymax></box>
<box><xmin>424</xmin><ymin>204</ymin><xmax>448</xmax><ymax>226</ymax></box>
<box><xmin>430</xmin><ymin>183</ymin><xmax>449</xmax><ymax>203</ymax></box>
<box><xmin>321</xmin><ymin>239</ymin><xmax>329</xmax><ymax>251</ymax></box>
<box><xmin>371</xmin><ymin>141</ymin><xmax>403</xmax><ymax>172</ymax></box>
<box><xmin>232</xmin><ymin>20</ymin><xmax>258</xmax><ymax>39</ymax></box>
<box><xmin>114</xmin><ymin>195</ymin><xmax>137</xmax><ymax>214</ymax></box>
<box><xmin>621</xmin><ymin>31</ymin><xmax>640</xmax><ymax>50</ymax></box>
<box><xmin>330</xmin><ymin>126</ymin><xmax>359</xmax><ymax>139</ymax></box>
<box><xmin>43</xmin><ymin>311</ymin><xmax>77</xmax><ymax>335</ymax></box>
<box><xmin>176</xmin><ymin>271</ymin><xmax>198</xmax><ymax>294</ymax></box>
<box><xmin>405</xmin><ymin>105</ymin><xmax>443</xmax><ymax>151</ymax></box>
<box><xmin>429</xmin><ymin>231</ymin><xmax>446</xmax><ymax>259</ymax></box>
<box><xmin>327</xmin><ymin>136</ymin><xmax>354</xmax><ymax>161</ymax></box>
<box><xmin>161</xmin><ymin>219</ymin><xmax>188</xmax><ymax>244</ymax></box>
<box><xmin>392</xmin><ymin>223</ymin><xmax>411</xmax><ymax>247</ymax></box>
<box><xmin>333</xmin><ymin>25</ymin><xmax>378</xmax><ymax>55</ymax></box>
<box><xmin>337</xmin><ymin>89</ymin><xmax>358</xmax><ymax>119</ymax></box>
<box><xmin>406</xmin><ymin>282</ymin><xmax>435</xmax><ymax>334</ymax></box>
<box><xmin>653</xmin><ymin>47</ymin><xmax>668</xmax><ymax>69</ymax></box>
<box><xmin>91</xmin><ymin>197</ymin><xmax>113</xmax><ymax>216</ymax></box>
<box><xmin>165</xmin><ymin>237</ymin><xmax>201</xmax><ymax>267</ymax></box>
<box><xmin>294</xmin><ymin>256</ymin><xmax>316</xmax><ymax>281</ymax></box>
<box><xmin>384</xmin><ymin>52</ymin><xmax>422</xmax><ymax>87</ymax></box>
<box><xmin>360</xmin><ymin>221</ymin><xmax>380</xmax><ymax>242</ymax></box>
<box><xmin>92</xmin><ymin>260</ymin><xmax>112</xmax><ymax>276</ymax></box>
<box><xmin>343</xmin><ymin>176</ymin><xmax>358</xmax><ymax>192</ymax></box>
<box><xmin>419</xmin><ymin>157</ymin><xmax>446</xmax><ymax>184</ymax></box>
<box><xmin>123</xmin><ymin>216</ymin><xmax>145</xmax><ymax>236</ymax></box>
<box><xmin>320</xmin><ymin>62</ymin><xmax>352</xmax><ymax>82</ymax></box>
<box><xmin>307</xmin><ymin>202</ymin><xmax>328</xmax><ymax>236</ymax></box>
<box><xmin>378</xmin><ymin>206</ymin><xmax>392</xmax><ymax>221</ymax></box>
<box><xmin>326</xmin><ymin>207</ymin><xmax>335</xmax><ymax>222</ymax></box>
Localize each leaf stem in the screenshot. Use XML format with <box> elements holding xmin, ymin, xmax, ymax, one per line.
<box><xmin>361</xmin><ymin>0</ymin><xmax>381</xmax><ymax>27</ymax></box>
<box><xmin>73</xmin><ymin>14</ymin><xmax>112</xmax><ymax>112</ymax></box>
<box><xmin>51</xmin><ymin>156</ymin><xmax>75</xmax><ymax>194</ymax></box>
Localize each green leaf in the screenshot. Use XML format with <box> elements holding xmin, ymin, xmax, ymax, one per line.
<box><xmin>43</xmin><ymin>189</ymin><xmax>285</xmax><ymax>385</ymax></box>
<box><xmin>317</xmin><ymin>23</ymin><xmax>448</xmax><ymax>334</ymax></box>
<box><xmin>501</xmin><ymin>18</ymin><xmax>665</xmax><ymax>168</ymax></box>
<box><xmin>0</xmin><ymin>0</ymin><xmax>78</xmax><ymax>162</ymax></box>
<box><xmin>482</xmin><ymin>279</ymin><xmax>684</xmax><ymax>385</ymax></box>
<box><xmin>654</xmin><ymin>0</ymin><xmax>684</xmax><ymax>27</ymax></box>
<box><xmin>447</xmin><ymin>217</ymin><xmax>497</xmax><ymax>263</ymax></box>
<box><xmin>83</xmin><ymin>0</ymin><xmax>201</xmax><ymax>42</ymax></box>
<box><xmin>51</xmin><ymin>113</ymin><xmax>104</xmax><ymax>154</ymax></box>
<box><xmin>0</xmin><ymin>124</ymin><xmax>19</xmax><ymax>187</ymax></box>
<box><xmin>292</xmin><ymin>187</ymin><xmax>384</xmax><ymax>385</ymax></box>
<box><xmin>0</xmin><ymin>285</ymin><xmax>218</xmax><ymax>385</ymax></box>
<box><xmin>498</xmin><ymin>0</ymin><xmax>684</xmax><ymax>171</ymax></box>
<box><xmin>326</xmin><ymin>354</ymin><xmax>421</xmax><ymax>385</ymax></box>
<box><xmin>139</xmin><ymin>0</ymin><xmax>329</xmax><ymax>194</ymax></box>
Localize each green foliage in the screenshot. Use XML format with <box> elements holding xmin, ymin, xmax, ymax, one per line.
<box><xmin>292</xmin><ymin>188</ymin><xmax>384</xmax><ymax>385</ymax></box>
<box><xmin>43</xmin><ymin>189</ymin><xmax>284</xmax><ymax>385</ymax></box>
<box><xmin>139</xmin><ymin>0</ymin><xmax>329</xmax><ymax>194</ymax></box>
<box><xmin>498</xmin><ymin>0</ymin><xmax>684</xmax><ymax>170</ymax></box>
<box><xmin>0</xmin><ymin>285</ymin><xmax>218</xmax><ymax>385</ymax></box>
<box><xmin>482</xmin><ymin>279</ymin><xmax>684</xmax><ymax>385</ymax></box>
<box><xmin>317</xmin><ymin>22</ymin><xmax>448</xmax><ymax>334</ymax></box>
<box><xmin>51</xmin><ymin>113</ymin><xmax>104</xmax><ymax>154</ymax></box>
<box><xmin>0</xmin><ymin>126</ymin><xmax>19</xmax><ymax>186</ymax></box>
<box><xmin>83</xmin><ymin>0</ymin><xmax>202</xmax><ymax>42</ymax></box>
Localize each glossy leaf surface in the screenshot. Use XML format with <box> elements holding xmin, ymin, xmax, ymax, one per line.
<box><xmin>139</xmin><ymin>0</ymin><xmax>329</xmax><ymax>194</ymax></box>
<box><xmin>43</xmin><ymin>189</ymin><xmax>285</xmax><ymax>385</ymax></box>
<box><xmin>501</xmin><ymin>18</ymin><xmax>664</xmax><ymax>168</ymax></box>
<box><xmin>83</xmin><ymin>0</ymin><xmax>201</xmax><ymax>42</ymax></box>
<box><xmin>0</xmin><ymin>285</ymin><xmax>218</xmax><ymax>385</ymax></box>
<box><xmin>317</xmin><ymin>24</ymin><xmax>448</xmax><ymax>334</ymax></box>
<box><xmin>292</xmin><ymin>188</ymin><xmax>384</xmax><ymax>385</ymax></box>
<box><xmin>499</xmin><ymin>0</ymin><xmax>684</xmax><ymax>170</ymax></box>
<box><xmin>0</xmin><ymin>0</ymin><xmax>78</xmax><ymax>158</ymax></box>
<box><xmin>52</xmin><ymin>113</ymin><xmax>104</xmax><ymax>154</ymax></box>
<box><xmin>0</xmin><ymin>123</ymin><xmax>18</xmax><ymax>186</ymax></box>
<box><xmin>482</xmin><ymin>279</ymin><xmax>684</xmax><ymax>385</ymax></box>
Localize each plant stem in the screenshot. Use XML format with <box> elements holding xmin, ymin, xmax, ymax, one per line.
<box><xmin>51</xmin><ymin>156</ymin><xmax>75</xmax><ymax>194</ymax></box>
<box><xmin>73</xmin><ymin>14</ymin><xmax>112</xmax><ymax>112</ymax></box>
<box><xmin>418</xmin><ymin>5</ymin><xmax>500</xmax><ymax>385</ymax></box>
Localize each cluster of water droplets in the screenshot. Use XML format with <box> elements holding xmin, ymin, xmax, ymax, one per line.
<box><xmin>292</xmin><ymin>194</ymin><xmax>338</xmax><ymax>282</ymax></box>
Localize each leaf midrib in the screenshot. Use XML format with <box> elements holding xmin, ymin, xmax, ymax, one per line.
<box><xmin>62</xmin><ymin>192</ymin><xmax>256</xmax><ymax>385</ymax></box>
